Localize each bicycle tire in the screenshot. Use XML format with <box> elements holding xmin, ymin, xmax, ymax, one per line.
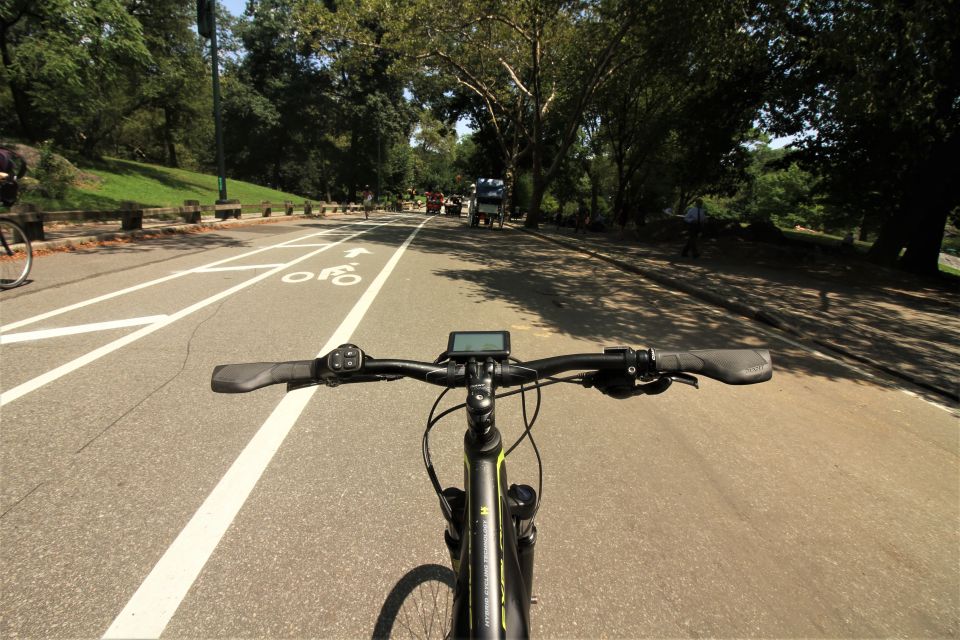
<box><xmin>0</xmin><ymin>217</ymin><xmax>32</xmax><ymax>289</ymax></box>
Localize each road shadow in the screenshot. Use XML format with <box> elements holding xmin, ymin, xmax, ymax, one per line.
<box><xmin>345</xmin><ymin>217</ymin><xmax>954</xmax><ymax>402</ymax></box>
<box><xmin>624</xmin><ymin>236</ymin><xmax>960</xmax><ymax>401</ymax></box>
<box><xmin>43</xmin><ymin>228</ymin><xmax>252</xmax><ymax>255</ymax></box>
<box><xmin>372</xmin><ymin>563</ymin><xmax>455</xmax><ymax>639</ymax></box>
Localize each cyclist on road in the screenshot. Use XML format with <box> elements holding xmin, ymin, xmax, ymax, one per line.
<box><xmin>0</xmin><ymin>146</ymin><xmax>27</xmax><ymax>207</ymax></box>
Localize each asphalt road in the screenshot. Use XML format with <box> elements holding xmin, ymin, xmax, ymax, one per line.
<box><xmin>1</xmin><ymin>214</ymin><xmax>956</xmax><ymax>638</ymax></box>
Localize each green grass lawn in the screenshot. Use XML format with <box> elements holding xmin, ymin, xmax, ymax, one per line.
<box><xmin>21</xmin><ymin>157</ymin><xmax>309</xmax><ymax>211</ymax></box>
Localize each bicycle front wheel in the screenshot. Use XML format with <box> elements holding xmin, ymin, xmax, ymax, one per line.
<box><xmin>0</xmin><ymin>218</ymin><xmax>32</xmax><ymax>289</ymax></box>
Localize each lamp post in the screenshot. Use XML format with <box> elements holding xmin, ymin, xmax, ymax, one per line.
<box><xmin>197</xmin><ymin>0</ymin><xmax>228</xmax><ymax>211</ymax></box>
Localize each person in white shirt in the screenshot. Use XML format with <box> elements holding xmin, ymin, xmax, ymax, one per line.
<box><xmin>362</xmin><ymin>186</ymin><xmax>373</xmax><ymax>219</ymax></box>
<box><xmin>681</xmin><ymin>198</ymin><xmax>707</xmax><ymax>258</ymax></box>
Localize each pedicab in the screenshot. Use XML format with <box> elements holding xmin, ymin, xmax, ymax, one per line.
<box><xmin>426</xmin><ymin>191</ymin><xmax>444</xmax><ymax>215</ymax></box>
<box><xmin>468</xmin><ymin>178</ymin><xmax>505</xmax><ymax>228</ymax></box>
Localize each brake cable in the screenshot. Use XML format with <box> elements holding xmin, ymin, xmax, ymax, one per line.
<box><xmin>421</xmin><ymin>362</ymin><xmax>583</xmax><ymax>521</ymax></box>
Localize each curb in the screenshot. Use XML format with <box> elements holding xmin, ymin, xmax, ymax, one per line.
<box><xmin>517</xmin><ymin>225</ymin><xmax>958</xmax><ymax>403</ymax></box>
<box><xmin>29</xmin><ymin>210</ymin><xmax>332</xmax><ymax>252</ymax></box>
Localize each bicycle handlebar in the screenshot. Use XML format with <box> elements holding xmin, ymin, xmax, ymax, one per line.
<box><xmin>211</xmin><ymin>346</ymin><xmax>772</xmax><ymax>394</ymax></box>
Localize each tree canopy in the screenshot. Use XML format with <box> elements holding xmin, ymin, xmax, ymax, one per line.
<box><xmin>1</xmin><ymin>0</ymin><xmax>955</xmax><ymax>272</ymax></box>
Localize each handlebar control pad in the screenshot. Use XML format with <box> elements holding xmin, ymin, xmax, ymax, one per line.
<box><xmin>328</xmin><ymin>345</ymin><xmax>364</xmax><ymax>373</ymax></box>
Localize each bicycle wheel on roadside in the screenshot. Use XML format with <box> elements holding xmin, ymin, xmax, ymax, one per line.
<box><xmin>0</xmin><ymin>217</ymin><xmax>33</xmax><ymax>289</ymax></box>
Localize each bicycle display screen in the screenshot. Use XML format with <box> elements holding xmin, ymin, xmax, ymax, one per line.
<box><xmin>446</xmin><ymin>331</ymin><xmax>511</xmax><ymax>361</ymax></box>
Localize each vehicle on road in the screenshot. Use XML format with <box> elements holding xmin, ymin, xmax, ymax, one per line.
<box><xmin>212</xmin><ymin>332</ymin><xmax>773</xmax><ymax>638</ymax></box>
<box><xmin>0</xmin><ymin>216</ymin><xmax>32</xmax><ymax>289</ymax></box>
<box><xmin>469</xmin><ymin>178</ymin><xmax>505</xmax><ymax>229</ymax></box>
<box><xmin>426</xmin><ymin>191</ymin><xmax>444</xmax><ymax>215</ymax></box>
<box><xmin>445</xmin><ymin>195</ymin><xmax>463</xmax><ymax>216</ymax></box>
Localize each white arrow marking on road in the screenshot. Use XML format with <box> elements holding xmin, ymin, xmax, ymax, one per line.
<box><xmin>344</xmin><ymin>247</ymin><xmax>372</xmax><ymax>258</ymax></box>
<box><xmin>0</xmin><ymin>316</ymin><xmax>168</xmax><ymax>345</ymax></box>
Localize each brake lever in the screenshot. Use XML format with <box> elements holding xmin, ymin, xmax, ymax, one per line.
<box><xmin>667</xmin><ymin>373</ymin><xmax>699</xmax><ymax>389</ymax></box>
<box><xmin>288</xmin><ymin>374</ymin><xmax>403</xmax><ymax>392</ymax></box>
<box><xmin>287</xmin><ymin>380</ymin><xmax>321</xmax><ymax>392</ymax></box>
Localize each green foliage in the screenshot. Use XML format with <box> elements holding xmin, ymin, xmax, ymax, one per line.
<box><xmin>32</xmin><ymin>141</ymin><xmax>76</xmax><ymax>200</ymax></box>
<box><xmin>719</xmin><ymin>143</ymin><xmax>824</xmax><ymax>229</ymax></box>
<box><xmin>4</xmin><ymin>0</ymin><xmax>950</xmax><ymax>278</ymax></box>
<box><xmin>763</xmin><ymin>0</ymin><xmax>960</xmax><ymax>273</ymax></box>
<box><xmin>1</xmin><ymin>0</ymin><xmax>152</xmax><ymax>151</ymax></box>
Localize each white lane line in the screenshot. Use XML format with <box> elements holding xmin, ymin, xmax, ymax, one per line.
<box><xmin>0</xmin><ymin>221</ymin><xmax>399</xmax><ymax>407</ymax></box>
<box><xmin>271</xmin><ymin>243</ymin><xmax>330</xmax><ymax>248</ymax></box>
<box><xmin>101</xmin><ymin>216</ymin><xmax>433</xmax><ymax>640</ymax></box>
<box><xmin>191</xmin><ymin>265</ymin><xmax>284</xmax><ymax>273</ymax></box>
<box><xmin>0</xmin><ymin>223</ymin><xmax>367</xmax><ymax>334</ymax></box>
<box><xmin>0</xmin><ymin>316</ymin><xmax>168</xmax><ymax>345</ymax></box>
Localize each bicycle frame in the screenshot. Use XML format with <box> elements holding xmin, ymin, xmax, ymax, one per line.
<box><xmin>442</xmin><ymin>359</ymin><xmax>536</xmax><ymax>639</ymax></box>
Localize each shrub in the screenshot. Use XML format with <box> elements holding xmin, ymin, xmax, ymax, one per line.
<box><xmin>33</xmin><ymin>142</ymin><xmax>76</xmax><ymax>199</ymax></box>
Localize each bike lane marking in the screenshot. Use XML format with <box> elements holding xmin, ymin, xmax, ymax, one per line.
<box><xmin>101</xmin><ymin>216</ymin><xmax>432</xmax><ymax>640</ymax></box>
<box><xmin>0</xmin><ymin>316</ymin><xmax>168</xmax><ymax>345</ymax></box>
<box><xmin>189</xmin><ymin>264</ymin><xmax>285</xmax><ymax>272</ymax></box>
<box><xmin>0</xmin><ymin>222</ymin><xmax>370</xmax><ymax>334</ymax></box>
<box><xmin>0</xmin><ymin>220</ymin><xmax>400</xmax><ymax>407</ymax></box>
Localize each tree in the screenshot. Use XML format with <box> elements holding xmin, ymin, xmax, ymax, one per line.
<box><xmin>126</xmin><ymin>0</ymin><xmax>210</xmax><ymax>168</ymax></box>
<box><xmin>0</xmin><ymin>0</ymin><xmax>151</xmax><ymax>154</ymax></box>
<box><xmin>307</xmin><ymin>0</ymin><xmax>648</xmax><ymax>226</ymax></box>
<box><xmin>294</xmin><ymin>0</ymin><xmax>416</xmax><ymax>200</ymax></box>
<box><xmin>764</xmin><ymin>0</ymin><xmax>960</xmax><ymax>274</ymax></box>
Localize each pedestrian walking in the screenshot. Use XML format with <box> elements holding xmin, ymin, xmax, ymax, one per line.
<box><xmin>574</xmin><ymin>201</ymin><xmax>587</xmax><ymax>234</ymax></box>
<box><xmin>681</xmin><ymin>198</ymin><xmax>707</xmax><ymax>258</ymax></box>
<box><xmin>362</xmin><ymin>185</ymin><xmax>373</xmax><ymax>219</ymax></box>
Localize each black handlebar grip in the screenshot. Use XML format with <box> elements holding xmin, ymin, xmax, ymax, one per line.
<box><xmin>652</xmin><ymin>349</ymin><xmax>772</xmax><ymax>385</ymax></box>
<box><xmin>211</xmin><ymin>360</ymin><xmax>317</xmax><ymax>393</ymax></box>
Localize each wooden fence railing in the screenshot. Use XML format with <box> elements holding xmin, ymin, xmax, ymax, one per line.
<box><xmin>0</xmin><ymin>199</ymin><xmax>417</xmax><ymax>241</ymax></box>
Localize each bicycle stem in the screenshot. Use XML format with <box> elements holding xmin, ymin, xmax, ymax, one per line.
<box><xmin>466</xmin><ymin>359</ymin><xmax>497</xmax><ymax>440</ymax></box>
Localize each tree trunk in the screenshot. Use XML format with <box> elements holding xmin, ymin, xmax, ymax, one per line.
<box><xmin>163</xmin><ymin>106</ymin><xmax>179</xmax><ymax>168</ymax></box>
<box><xmin>900</xmin><ymin>193</ymin><xmax>950</xmax><ymax>275</ymax></box>
<box><xmin>524</xmin><ymin>115</ymin><xmax>544</xmax><ymax>228</ymax></box>
<box><xmin>590</xmin><ymin>172</ymin><xmax>600</xmax><ymax>220</ymax></box>
<box><xmin>0</xmin><ymin>21</ymin><xmax>36</xmax><ymax>141</ymax></box>
<box><xmin>857</xmin><ymin>213</ymin><xmax>871</xmax><ymax>242</ymax></box>
<box><xmin>867</xmin><ymin>211</ymin><xmax>910</xmax><ymax>266</ymax></box>
<box><xmin>523</xmin><ymin>160</ymin><xmax>547</xmax><ymax>229</ymax></box>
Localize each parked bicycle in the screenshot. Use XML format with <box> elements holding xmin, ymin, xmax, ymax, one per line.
<box><xmin>212</xmin><ymin>331</ymin><xmax>773</xmax><ymax>638</ymax></box>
